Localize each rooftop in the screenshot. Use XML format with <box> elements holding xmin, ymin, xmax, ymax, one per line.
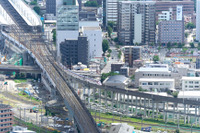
<box><xmin>105</xmin><ymin>75</ymin><xmax>128</xmax><ymax>84</ymax></box>
<box><xmin>82</xmin><ymin>26</ymin><xmax>101</xmax><ymax>31</ymax></box>
<box><xmin>182</xmin><ymin>77</ymin><xmax>200</xmax><ymax>81</ymax></box>
<box><xmin>0</xmin><ymin>104</ymin><xmax>11</xmax><ymax>109</ymax></box>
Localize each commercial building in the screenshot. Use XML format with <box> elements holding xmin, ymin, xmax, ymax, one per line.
<box><xmin>0</xmin><ymin>104</ymin><xmax>13</xmax><ymax>133</ymax></box>
<box><xmin>181</xmin><ymin>77</ymin><xmax>200</xmax><ymax>91</ymax></box>
<box><xmin>158</xmin><ymin>8</ymin><xmax>172</xmax><ymax>21</ymax></box>
<box><xmin>139</xmin><ymin>78</ymin><xmax>175</xmax><ymax>92</ymax></box>
<box><xmin>118</xmin><ymin>1</ymin><xmax>156</xmax><ymax>45</ymax></box>
<box><xmin>111</xmin><ymin>62</ymin><xmax>124</xmax><ymax>72</ymax></box>
<box><xmin>155</xmin><ymin>1</ymin><xmax>195</xmax><ymax>23</ymax></box>
<box><xmin>46</xmin><ymin>0</ymin><xmax>56</xmax><ymax>16</ymax></box>
<box><xmin>56</xmin><ymin>0</ymin><xmax>79</xmax><ymax>61</ymax></box>
<box><xmin>158</xmin><ymin>20</ymin><xmax>184</xmax><ymax>44</ymax></box>
<box><xmin>196</xmin><ymin>0</ymin><xmax>200</xmax><ymax>41</ymax></box>
<box><xmin>60</xmin><ymin>35</ymin><xmax>88</xmax><ymax>67</ymax></box>
<box><xmin>82</xmin><ymin>26</ymin><xmax>103</xmax><ymax>60</ymax></box>
<box><xmin>123</xmin><ymin>46</ymin><xmax>142</xmax><ymax>67</ymax></box>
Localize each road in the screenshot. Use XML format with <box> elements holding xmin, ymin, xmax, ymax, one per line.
<box><xmin>101</xmin><ymin>39</ymin><xmax>121</xmax><ymax>74</ymax></box>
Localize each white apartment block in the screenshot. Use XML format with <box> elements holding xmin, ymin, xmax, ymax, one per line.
<box><xmin>139</xmin><ymin>78</ymin><xmax>175</xmax><ymax>92</ymax></box>
<box><xmin>181</xmin><ymin>77</ymin><xmax>200</xmax><ymax>91</ymax></box>
<box><xmin>158</xmin><ymin>8</ymin><xmax>172</xmax><ymax>21</ymax></box>
<box><xmin>82</xmin><ymin>26</ymin><xmax>103</xmax><ymax>59</ymax></box>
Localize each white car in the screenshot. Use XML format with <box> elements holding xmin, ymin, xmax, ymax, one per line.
<box><xmin>64</xmin><ymin>125</ymin><xmax>71</xmax><ymax>128</ymax></box>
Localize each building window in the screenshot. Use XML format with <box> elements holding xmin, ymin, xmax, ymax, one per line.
<box><xmin>195</xmin><ymin>81</ymin><xmax>199</xmax><ymax>84</ymax></box>
<box><xmin>160</xmin><ymin>83</ymin><xmax>164</xmax><ymax>85</ymax></box>
<box><xmin>195</xmin><ymin>86</ymin><xmax>199</xmax><ymax>88</ymax></box>
<box><xmin>189</xmin><ymin>86</ymin><xmax>193</xmax><ymax>88</ymax></box>
<box><xmin>148</xmin><ymin>82</ymin><xmax>153</xmax><ymax>85</ymax></box>
<box><xmin>189</xmin><ymin>81</ymin><xmax>193</xmax><ymax>84</ymax></box>
<box><xmin>185</xmin><ymin>85</ymin><xmax>187</xmax><ymax>88</ymax></box>
<box><xmin>185</xmin><ymin>81</ymin><xmax>187</xmax><ymax>83</ymax></box>
<box><xmin>166</xmin><ymin>83</ymin><xmax>170</xmax><ymax>85</ymax></box>
<box><xmin>154</xmin><ymin>82</ymin><xmax>158</xmax><ymax>85</ymax></box>
<box><xmin>142</xmin><ymin>83</ymin><xmax>147</xmax><ymax>85</ymax></box>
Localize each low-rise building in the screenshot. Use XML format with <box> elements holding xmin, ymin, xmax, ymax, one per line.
<box><xmin>0</xmin><ymin>104</ymin><xmax>13</xmax><ymax>133</ymax></box>
<box><xmin>181</xmin><ymin>77</ymin><xmax>200</xmax><ymax>91</ymax></box>
<box><xmin>139</xmin><ymin>78</ymin><xmax>175</xmax><ymax>92</ymax></box>
<box><xmin>103</xmin><ymin>75</ymin><xmax>130</xmax><ymax>89</ymax></box>
<box><xmin>11</xmin><ymin>126</ymin><xmax>36</xmax><ymax>133</ymax></box>
<box><xmin>109</xmin><ymin>123</ymin><xmax>134</xmax><ymax>133</ymax></box>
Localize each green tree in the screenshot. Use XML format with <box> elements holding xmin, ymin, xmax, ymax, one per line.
<box><xmin>190</xmin><ymin>43</ymin><xmax>195</xmax><ymax>48</ymax></box>
<box><xmin>108</xmin><ymin>21</ymin><xmax>115</xmax><ymax>29</ymax></box>
<box><xmin>102</xmin><ymin>40</ymin><xmax>109</xmax><ymax>53</ymax></box>
<box><xmin>84</xmin><ymin>1</ymin><xmax>98</xmax><ymax>7</ymax></box>
<box><xmin>167</xmin><ymin>42</ymin><xmax>171</xmax><ymax>48</ymax></box>
<box><xmin>198</xmin><ymin>42</ymin><xmax>200</xmax><ymax>47</ymax></box>
<box><xmin>107</xmin><ymin>26</ymin><xmax>113</xmax><ymax>37</ymax></box>
<box><xmin>30</xmin><ymin>0</ymin><xmax>37</xmax><ymax>5</ymax></box>
<box><xmin>108</xmin><ymin>49</ymin><xmax>112</xmax><ymax>53</ymax></box>
<box><xmin>185</xmin><ymin>22</ymin><xmax>195</xmax><ymax>29</ymax></box>
<box><xmin>178</xmin><ymin>43</ymin><xmax>183</xmax><ymax>48</ymax></box>
<box><xmin>153</xmin><ymin>55</ymin><xmax>159</xmax><ymax>62</ymax></box>
<box><xmin>185</xmin><ymin>33</ymin><xmax>188</xmax><ymax>38</ymax></box>
<box><xmin>114</xmin><ymin>37</ymin><xmax>118</xmax><ymax>42</ymax></box>
<box><xmin>33</xmin><ymin>6</ymin><xmax>40</xmax><ymax>15</ymax></box>
<box><xmin>101</xmin><ymin>72</ymin><xmax>119</xmax><ymax>82</ymax></box>
<box><xmin>51</xmin><ymin>29</ymin><xmax>56</xmax><ymax>45</ymax></box>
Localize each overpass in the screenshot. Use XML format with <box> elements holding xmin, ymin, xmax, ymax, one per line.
<box><xmin>1</xmin><ymin>0</ymin><xmax>200</xmax><ymax>132</ymax></box>
<box><xmin>0</xmin><ymin>0</ymin><xmax>101</xmax><ymax>132</ymax></box>
<box><xmin>0</xmin><ymin>65</ymin><xmax>41</xmax><ymax>74</ymax></box>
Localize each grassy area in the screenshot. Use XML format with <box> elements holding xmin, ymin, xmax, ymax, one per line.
<box><xmin>18</xmin><ymin>91</ymin><xmax>41</xmax><ymax>103</ymax></box>
<box><xmin>14</xmin><ymin>117</ymin><xmax>60</xmax><ymax>133</ymax></box>
<box><xmin>90</xmin><ymin>111</ymin><xmax>200</xmax><ymax>132</ymax></box>
<box><xmin>14</xmin><ymin>79</ymin><xmax>27</xmax><ymax>83</ymax></box>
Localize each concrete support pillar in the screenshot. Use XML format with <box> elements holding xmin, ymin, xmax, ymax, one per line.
<box><xmin>105</xmin><ymin>91</ymin><xmax>108</xmax><ymax>108</ymax></box>
<box><xmin>187</xmin><ymin>105</ymin><xmax>190</xmax><ymax>124</ymax></box>
<box><xmin>144</xmin><ymin>98</ymin><xmax>147</xmax><ymax>117</ymax></box>
<box><xmin>135</xmin><ymin>97</ymin><xmax>138</xmax><ymax>116</ymax></box>
<box><xmin>173</xmin><ymin>104</ymin><xmax>175</xmax><ymax>123</ymax></box>
<box><xmin>163</xmin><ymin>102</ymin><xmax>165</xmax><ymax>121</ymax></box>
<box><xmin>156</xmin><ymin>102</ymin><xmax>158</xmax><ymax>118</ymax></box>
<box><xmin>98</xmin><ymin>89</ymin><xmax>101</xmax><ymax>105</ymax></box>
<box><xmin>119</xmin><ymin>93</ymin><xmax>122</xmax><ymax>111</ymax></box>
<box><xmin>195</xmin><ymin>106</ymin><xmax>198</xmax><ymax>126</ymax></box>
<box><xmin>131</xmin><ymin>96</ymin><xmax>133</xmax><ymax>113</ymax></box>
<box><xmin>148</xmin><ymin>99</ymin><xmax>150</xmax><ymax>118</ymax></box>
<box><xmin>123</xmin><ymin>94</ymin><xmax>125</xmax><ymax>110</ymax></box>
<box><xmin>140</xmin><ymin>97</ymin><xmax>142</xmax><ymax>111</ymax></box>
<box><xmin>83</xmin><ymin>86</ymin><xmax>86</xmax><ymax>102</ymax></box>
<box><xmin>111</xmin><ymin>91</ymin><xmax>114</xmax><ymax>110</ymax></box>
<box><xmin>152</xmin><ymin>100</ymin><xmax>155</xmax><ymax>119</ymax></box>
<box><xmin>88</xmin><ymin>87</ymin><xmax>91</xmax><ymax>104</ymax></box>
<box><xmin>116</xmin><ymin>93</ymin><xmax>119</xmax><ymax>110</ymax></box>
<box><xmin>184</xmin><ymin>104</ymin><xmax>186</xmax><ymax>125</ymax></box>
<box><xmin>127</xmin><ymin>95</ymin><xmax>129</xmax><ymax>113</ymax></box>
<box><xmin>198</xmin><ymin>107</ymin><xmax>200</xmax><ymax>126</ymax></box>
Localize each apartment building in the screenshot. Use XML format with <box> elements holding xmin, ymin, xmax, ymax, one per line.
<box><xmin>0</xmin><ymin>104</ymin><xmax>13</xmax><ymax>133</ymax></box>
<box><xmin>46</xmin><ymin>0</ymin><xmax>56</xmax><ymax>16</ymax></box>
<box><xmin>60</xmin><ymin>35</ymin><xmax>89</xmax><ymax>67</ymax></box>
<box><xmin>181</xmin><ymin>77</ymin><xmax>200</xmax><ymax>91</ymax></box>
<box><xmin>123</xmin><ymin>46</ymin><xmax>141</xmax><ymax>67</ymax></box>
<box><xmin>118</xmin><ymin>1</ymin><xmax>156</xmax><ymax>45</ymax></box>
<box><xmin>196</xmin><ymin>0</ymin><xmax>200</xmax><ymax>41</ymax></box>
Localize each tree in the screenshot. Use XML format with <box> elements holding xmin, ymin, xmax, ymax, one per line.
<box><xmin>108</xmin><ymin>21</ymin><xmax>115</xmax><ymax>29</ymax></box>
<box><xmin>190</xmin><ymin>43</ymin><xmax>195</xmax><ymax>48</ymax></box>
<box><xmin>167</xmin><ymin>42</ymin><xmax>171</xmax><ymax>48</ymax></box>
<box><xmin>178</xmin><ymin>43</ymin><xmax>183</xmax><ymax>48</ymax></box>
<box><xmin>108</xmin><ymin>49</ymin><xmax>112</xmax><ymax>53</ymax></box>
<box><xmin>198</xmin><ymin>42</ymin><xmax>200</xmax><ymax>47</ymax></box>
<box><xmin>30</xmin><ymin>0</ymin><xmax>37</xmax><ymax>5</ymax></box>
<box><xmin>84</xmin><ymin>1</ymin><xmax>98</xmax><ymax>7</ymax></box>
<box><xmin>51</xmin><ymin>29</ymin><xmax>56</xmax><ymax>45</ymax></box>
<box><xmin>114</xmin><ymin>37</ymin><xmax>118</xmax><ymax>42</ymax></box>
<box><xmin>33</xmin><ymin>6</ymin><xmax>40</xmax><ymax>15</ymax></box>
<box><xmin>185</xmin><ymin>22</ymin><xmax>195</xmax><ymax>29</ymax></box>
<box><xmin>102</xmin><ymin>40</ymin><xmax>109</xmax><ymax>53</ymax></box>
<box><xmin>107</xmin><ymin>26</ymin><xmax>113</xmax><ymax>37</ymax></box>
<box><xmin>153</xmin><ymin>55</ymin><xmax>159</xmax><ymax>62</ymax></box>
<box><xmin>185</xmin><ymin>33</ymin><xmax>188</xmax><ymax>38</ymax></box>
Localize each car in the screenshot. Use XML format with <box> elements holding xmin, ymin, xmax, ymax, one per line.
<box><xmin>64</xmin><ymin>125</ymin><xmax>71</xmax><ymax>128</ymax></box>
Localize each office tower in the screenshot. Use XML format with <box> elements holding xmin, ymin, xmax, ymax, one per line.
<box><xmin>123</xmin><ymin>46</ymin><xmax>141</xmax><ymax>67</ymax></box>
<box><xmin>46</xmin><ymin>0</ymin><xmax>56</xmax><ymax>16</ymax></box>
<box><xmin>118</xmin><ymin>1</ymin><xmax>156</xmax><ymax>45</ymax></box>
<box><xmin>56</xmin><ymin>0</ymin><xmax>79</xmax><ymax>61</ymax></box>
<box><xmin>60</xmin><ymin>35</ymin><xmax>89</xmax><ymax>67</ymax></box>
<box><xmin>158</xmin><ymin>20</ymin><xmax>184</xmax><ymax>44</ymax></box>
<box><xmin>155</xmin><ymin>1</ymin><xmax>194</xmax><ymax>23</ymax></box>
<box><xmin>196</xmin><ymin>0</ymin><xmax>200</xmax><ymax>41</ymax></box>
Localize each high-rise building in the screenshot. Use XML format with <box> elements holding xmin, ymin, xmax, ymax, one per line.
<box><xmin>123</xmin><ymin>46</ymin><xmax>142</xmax><ymax>67</ymax></box>
<box><xmin>60</xmin><ymin>35</ymin><xmax>89</xmax><ymax>67</ymax></box>
<box><xmin>196</xmin><ymin>56</ymin><xmax>200</xmax><ymax>69</ymax></box>
<box><xmin>158</xmin><ymin>20</ymin><xmax>184</xmax><ymax>45</ymax></box>
<box><xmin>0</xmin><ymin>104</ymin><xmax>13</xmax><ymax>133</ymax></box>
<box><xmin>118</xmin><ymin>1</ymin><xmax>156</xmax><ymax>45</ymax></box>
<box><xmin>56</xmin><ymin>0</ymin><xmax>79</xmax><ymax>61</ymax></box>
<box><xmin>82</xmin><ymin>26</ymin><xmax>103</xmax><ymax>59</ymax></box>
<box><xmin>158</xmin><ymin>8</ymin><xmax>173</xmax><ymax>21</ymax></box>
<box><xmin>155</xmin><ymin>1</ymin><xmax>194</xmax><ymax>23</ymax></box>
<box><xmin>196</xmin><ymin>0</ymin><xmax>200</xmax><ymax>41</ymax></box>
<box><xmin>46</xmin><ymin>0</ymin><xmax>56</xmax><ymax>16</ymax></box>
